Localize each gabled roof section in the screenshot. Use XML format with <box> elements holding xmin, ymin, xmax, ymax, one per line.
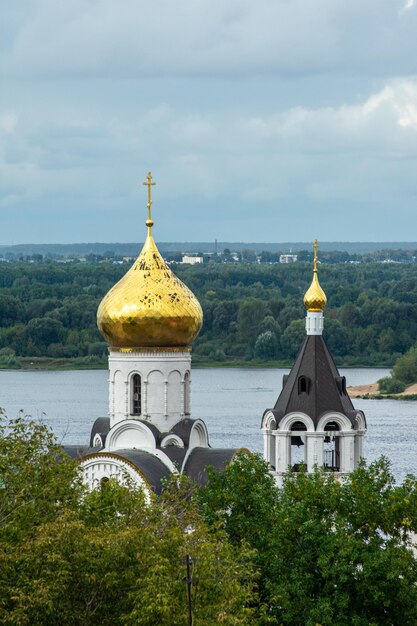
<box><xmin>267</xmin><ymin>335</ymin><xmax>358</xmax><ymax>428</ymax></box>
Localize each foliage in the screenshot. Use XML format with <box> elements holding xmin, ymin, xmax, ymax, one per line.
<box><xmin>378</xmin><ymin>346</ymin><xmax>417</xmax><ymax>393</ymax></box>
<box><xmin>378</xmin><ymin>376</ymin><xmax>406</xmax><ymax>394</ymax></box>
<box><xmin>198</xmin><ymin>453</ymin><xmax>417</xmax><ymax>626</ymax></box>
<box><xmin>0</xmin><ymin>416</ymin><xmax>256</xmax><ymax>625</ymax></box>
<box><xmin>254</xmin><ymin>331</ymin><xmax>279</xmax><ymax>359</ymax></box>
<box><xmin>392</xmin><ymin>347</ymin><xmax>417</xmax><ymax>385</ymax></box>
<box><xmin>1</xmin><ymin>260</ymin><xmax>417</xmax><ymax>366</ymax></box>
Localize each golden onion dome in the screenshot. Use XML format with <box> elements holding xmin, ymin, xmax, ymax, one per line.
<box><xmin>303</xmin><ymin>239</ymin><xmax>327</xmax><ymax>312</ymax></box>
<box><xmin>97</xmin><ymin>173</ymin><xmax>203</xmax><ymax>348</ymax></box>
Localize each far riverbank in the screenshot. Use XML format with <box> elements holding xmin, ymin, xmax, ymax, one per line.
<box><xmin>348</xmin><ymin>382</ymin><xmax>417</xmax><ymax>401</ymax></box>
<box><xmin>0</xmin><ymin>355</ymin><xmax>394</xmax><ymax>372</ymax></box>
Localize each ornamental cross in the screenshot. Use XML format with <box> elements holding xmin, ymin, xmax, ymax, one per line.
<box><xmin>143</xmin><ymin>171</ymin><xmax>156</xmax><ymax>222</ymax></box>
<box><xmin>313</xmin><ymin>239</ymin><xmax>318</xmax><ymax>271</ymax></box>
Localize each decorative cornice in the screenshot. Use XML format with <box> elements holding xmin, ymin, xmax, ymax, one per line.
<box><xmin>111</xmin><ymin>346</ymin><xmax>192</xmax><ymax>354</ymax></box>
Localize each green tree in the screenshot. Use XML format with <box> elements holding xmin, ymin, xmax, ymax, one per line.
<box><xmin>26</xmin><ymin>316</ymin><xmax>66</xmax><ymax>349</ymax></box>
<box><xmin>198</xmin><ymin>453</ymin><xmax>417</xmax><ymax>626</ymax></box>
<box><xmin>280</xmin><ymin>319</ymin><xmax>305</xmax><ymax>359</ymax></box>
<box><xmin>0</xmin><ymin>295</ymin><xmax>24</xmax><ymax>326</ymax></box>
<box><xmin>0</xmin><ymin>416</ymin><xmax>256</xmax><ymax>626</ymax></box>
<box><xmin>254</xmin><ymin>331</ymin><xmax>279</xmax><ymax>360</ymax></box>
<box><xmin>392</xmin><ymin>346</ymin><xmax>417</xmax><ymax>385</ymax></box>
<box><xmin>237</xmin><ymin>298</ymin><xmax>268</xmax><ymax>345</ymax></box>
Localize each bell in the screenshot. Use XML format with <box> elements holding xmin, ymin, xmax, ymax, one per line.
<box><xmin>291</xmin><ymin>435</ymin><xmax>304</xmax><ymax>447</ymax></box>
<box><xmin>324</xmin><ymin>435</ymin><xmax>331</xmax><ymax>443</ymax></box>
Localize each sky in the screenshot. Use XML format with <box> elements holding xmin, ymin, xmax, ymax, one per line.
<box><xmin>1</xmin><ymin>0</ymin><xmax>417</xmax><ymax>244</ymax></box>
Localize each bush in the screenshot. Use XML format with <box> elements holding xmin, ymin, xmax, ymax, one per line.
<box><xmin>254</xmin><ymin>331</ymin><xmax>279</xmax><ymax>360</ymax></box>
<box><xmin>378</xmin><ymin>376</ymin><xmax>406</xmax><ymax>394</ymax></box>
<box><xmin>392</xmin><ymin>348</ymin><xmax>417</xmax><ymax>385</ymax></box>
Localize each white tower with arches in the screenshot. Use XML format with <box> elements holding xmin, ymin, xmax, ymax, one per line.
<box><xmin>261</xmin><ymin>240</ymin><xmax>366</xmax><ymax>481</ymax></box>
<box><xmin>96</xmin><ymin>172</ymin><xmax>202</xmax><ymax>437</ymax></box>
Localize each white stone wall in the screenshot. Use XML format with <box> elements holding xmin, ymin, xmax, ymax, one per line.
<box><xmin>108</xmin><ymin>348</ymin><xmax>191</xmax><ymax>431</ymax></box>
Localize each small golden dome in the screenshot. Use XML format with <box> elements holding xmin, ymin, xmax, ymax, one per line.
<box><xmin>97</xmin><ymin>173</ymin><xmax>203</xmax><ymax>348</ymax></box>
<box><xmin>303</xmin><ymin>239</ymin><xmax>327</xmax><ymax>312</ymax></box>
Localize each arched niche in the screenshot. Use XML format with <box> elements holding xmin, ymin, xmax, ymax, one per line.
<box><xmin>184</xmin><ymin>371</ymin><xmax>191</xmax><ymax>415</ymax></box>
<box><xmin>168</xmin><ymin>370</ymin><xmax>181</xmax><ymax>415</ymax></box>
<box><xmin>160</xmin><ymin>434</ymin><xmax>184</xmax><ymax>448</ymax></box>
<box><xmin>147</xmin><ymin>369</ymin><xmax>165</xmax><ymax>417</ymax></box>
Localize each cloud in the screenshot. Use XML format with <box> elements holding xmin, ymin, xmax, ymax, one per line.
<box><xmin>1</xmin><ymin>75</ymin><xmax>417</xmax><ymax>242</ymax></box>
<box><xmin>3</xmin><ymin>0</ymin><xmax>417</xmax><ymax>79</ymax></box>
<box><xmin>400</xmin><ymin>0</ymin><xmax>415</xmax><ymax>14</ymax></box>
<box><xmin>0</xmin><ymin>113</ymin><xmax>18</xmax><ymax>134</ymax></box>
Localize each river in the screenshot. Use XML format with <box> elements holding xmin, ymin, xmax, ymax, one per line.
<box><xmin>1</xmin><ymin>367</ymin><xmax>417</xmax><ymax>482</ymax></box>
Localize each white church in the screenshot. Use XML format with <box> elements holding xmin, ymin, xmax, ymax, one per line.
<box><xmin>65</xmin><ymin>174</ymin><xmax>366</xmax><ymax>497</ymax></box>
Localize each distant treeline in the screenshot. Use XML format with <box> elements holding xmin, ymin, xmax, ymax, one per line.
<box><xmin>0</xmin><ymin>261</ymin><xmax>417</xmax><ymax>368</ymax></box>
<box><xmin>3</xmin><ymin>240</ymin><xmax>417</xmax><ymax>257</ymax></box>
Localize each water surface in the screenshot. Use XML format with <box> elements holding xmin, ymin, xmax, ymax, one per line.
<box><xmin>1</xmin><ymin>367</ymin><xmax>416</xmax><ymax>482</ymax></box>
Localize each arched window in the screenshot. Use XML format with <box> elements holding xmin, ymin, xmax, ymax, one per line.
<box><xmin>323</xmin><ymin>421</ymin><xmax>340</xmax><ymax>471</ymax></box>
<box><xmin>184</xmin><ymin>372</ymin><xmax>190</xmax><ymax>415</ymax></box>
<box><xmin>131</xmin><ymin>374</ymin><xmax>141</xmax><ymax>416</ymax></box>
<box><xmin>290</xmin><ymin>421</ymin><xmax>307</xmax><ymax>469</ymax></box>
<box><xmin>298</xmin><ymin>376</ymin><xmax>310</xmax><ymax>394</ymax></box>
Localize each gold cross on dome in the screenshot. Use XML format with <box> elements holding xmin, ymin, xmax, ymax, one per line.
<box><xmin>313</xmin><ymin>239</ymin><xmax>318</xmax><ymax>272</ymax></box>
<box><xmin>143</xmin><ymin>172</ymin><xmax>156</xmax><ymax>223</ymax></box>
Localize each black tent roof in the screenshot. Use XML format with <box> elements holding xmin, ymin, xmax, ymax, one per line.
<box><xmin>266</xmin><ymin>335</ymin><xmax>363</xmax><ymax>428</ymax></box>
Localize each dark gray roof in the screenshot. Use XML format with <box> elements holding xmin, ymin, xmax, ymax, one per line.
<box><xmin>64</xmin><ymin>445</ymin><xmax>100</xmax><ymax>459</ymax></box>
<box><xmin>183</xmin><ymin>447</ymin><xmax>239</xmax><ymax>486</ymax></box>
<box><xmin>89</xmin><ymin>417</ymin><xmax>110</xmax><ymax>447</ymax></box>
<box><xmin>161</xmin><ymin>445</ymin><xmax>187</xmax><ymax>469</ymax></box>
<box><xmin>266</xmin><ymin>335</ymin><xmax>363</xmax><ymax>428</ymax></box>
<box><xmin>171</xmin><ymin>418</ymin><xmax>197</xmax><ymax>446</ymax></box>
<box><xmin>112</xmin><ymin>449</ymin><xmax>171</xmax><ymax>495</ymax></box>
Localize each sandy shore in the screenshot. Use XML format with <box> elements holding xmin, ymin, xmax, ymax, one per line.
<box><xmin>348</xmin><ymin>383</ymin><xmax>417</xmax><ymax>398</ymax></box>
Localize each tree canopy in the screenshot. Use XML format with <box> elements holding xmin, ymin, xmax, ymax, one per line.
<box><xmin>1</xmin><ymin>260</ymin><xmax>417</xmax><ymax>367</ymax></box>
<box><xmin>2</xmin><ymin>416</ymin><xmax>417</xmax><ymax>624</ymax></box>
<box><xmin>0</xmin><ymin>415</ymin><xmax>255</xmax><ymax>625</ymax></box>
<box><xmin>198</xmin><ymin>453</ymin><xmax>417</xmax><ymax>626</ymax></box>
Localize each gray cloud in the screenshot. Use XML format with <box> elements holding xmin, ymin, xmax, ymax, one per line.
<box><xmin>2</xmin><ymin>2</ymin><xmax>417</xmax><ymax>243</ymax></box>
<box><xmin>3</xmin><ymin>0</ymin><xmax>417</xmax><ymax>79</ymax></box>
<box><xmin>1</xmin><ymin>76</ymin><xmax>417</xmax><ymax>242</ymax></box>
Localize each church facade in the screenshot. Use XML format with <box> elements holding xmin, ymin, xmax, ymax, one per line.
<box><xmin>64</xmin><ymin>174</ymin><xmax>242</xmax><ymax>499</ymax></box>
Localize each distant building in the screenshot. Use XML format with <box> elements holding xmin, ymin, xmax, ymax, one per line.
<box><xmin>279</xmin><ymin>254</ymin><xmax>298</xmax><ymax>264</ymax></box>
<box><xmin>182</xmin><ymin>255</ymin><xmax>204</xmax><ymax>265</ymax></box>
